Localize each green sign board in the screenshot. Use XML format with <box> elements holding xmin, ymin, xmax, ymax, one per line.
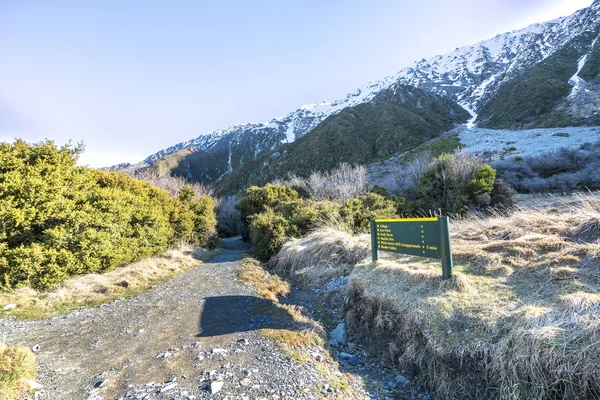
<box><xmin>370</xmin><ymin>217</ymin><xmax>453</xmax><ymax>279</ymax></box>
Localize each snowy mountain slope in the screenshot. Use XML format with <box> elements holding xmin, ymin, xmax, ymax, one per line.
<box><xmin>394</xmin><ymin>0</ymin><xmax>600</xmax><ymax>121</ymax></box>
<box><xmin>125</xmin><ymin>1</ymin><xmax>600</xmax><ymax>182</ymax></box>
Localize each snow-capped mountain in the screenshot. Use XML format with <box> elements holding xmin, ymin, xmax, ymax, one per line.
<box><xmin>126</xmin><ymin>1</ymin><xmax>600</xmax><ymax>182</ymax></box>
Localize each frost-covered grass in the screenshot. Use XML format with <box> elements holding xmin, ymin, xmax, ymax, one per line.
<box><xmin>460</xmin><ymin>126</ymin><xmax>600</xmax><ymax>160</ymax></box>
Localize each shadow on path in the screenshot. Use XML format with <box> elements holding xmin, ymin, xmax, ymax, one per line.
<box><xmin>198</xmin><ymin>295</ymin><xmax>288</xmax><ymax>337</ymax></box>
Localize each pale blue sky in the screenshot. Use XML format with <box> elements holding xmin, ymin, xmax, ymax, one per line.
<box><xmin>0</xmin><ymin>0</ymin><xmax>592</xmax><ymax>167</ymax></box>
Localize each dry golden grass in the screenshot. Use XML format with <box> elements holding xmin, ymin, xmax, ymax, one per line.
<box><xmin>270</xmin><ymin>227</ymin><xmax>370</xmax><ymax>286</ymax></box>
<box><xmin>0</xmin><ymin>246</ymin><xmax>219</xmax><ymax>320</ymax></box>
<box><xmin>0</xmin><ymin>342</ymin><xmax>36</xmax><ymax>400</ymax></box>
<box><xmin>236</xmin><ymin>257</ymin><xmax>291</xmax><ymax>301</ymax></box>
<box><xmin>276</xmin><ymin>193</ymin><xmax>600</xmax><ymax>399</ymax></box>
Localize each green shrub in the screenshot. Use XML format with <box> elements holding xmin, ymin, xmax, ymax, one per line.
<box><xmin>340</xmin><ymin>193</ymin><xmax>397</xmax><ymax>233</ymax></box>
<box><xmin>237</xmin><ymin>184</ymin><xmax>299</xmax><ymax>239</ymax></box>
<box><xmin>249</xmin><ymin>208</ymin><xmax>289</xmax><ymax>261</ymax></box>
<box><xmin>468</xmin><ymin>164</ymin><xmax>496</xmax><ymax>197</ymax></box>
<box><xmin>0</xmin><ymin>140</ymin><xmax>216</xmax><ymax>290</ymax></box>
<box><xmin>416</xmin><ymin>152</ymin><xmax>498</xmax><ymax>214</ymax></box>
<box><xmin>248</xmin><ymin>198</ymin><xmax>341</xmax><ymax>261</ymax></box>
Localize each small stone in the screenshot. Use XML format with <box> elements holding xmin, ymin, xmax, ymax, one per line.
<box><xmin>388</xmin><ymin>381</ymin><xmax>397</xmax><ymax>388</ymax></box>
<box><xmin>329</xmin><ymin>322</ymin><xmax>347</xmax><ymax>346</ymax></box>
<box><xmin>94</xmin><ymin>380</ymin><xmax>106</xmax><ymax>388</ymax></box>
<box><xmin>31</xmin><ymin>344</ymin><xmax>40</xmax><ymax>353</ymax></box>
<box><xmin>240</xmin><ymin>377</ymin><xmax>251</xmax><ymax>386</ymax></box>
<box><xmin>242</xmin><ymin>369</ymin><xmax>251</xmax><ymax>376</ymax></box>
<box><xmin>3</xmin><ymin>304</ymin><xmax>16</xmax><ymax>311</ymax></box>
<box><xmin>237</xmin><ymin>338</ymin><xmax>249</xmax><ymax>345</ymax></box>
<box><xmin>212</xmin><ymin>348</ymin><xmax>227</xmax><ymax>354</ymax></box>
<box><xmin>160</xmin><ymin>383</ymin><xmax>178</xmax><ymax>393</ymax></box>
<box><xmin>210</xmin><ymin>380</ymin><xmax>224</xmax><ymax>394</ymax></box>
<box><xmin>27</xmin><ymin>380</ymin><xmax>43</xmax><ymax>390</ymax></box>
<box><xmin>423</xmin><ymin>396</ymin><xmax>431</xmax><ymax>400</ymax></box>
<box><xmin>447</xmin><ymin>330</ymin><xmax>453</xmax><ymax>334</ymax></box>
<box><xmin>339</xmin><ymin>352</ymin><xmax>353</xmax><ymax>360</ymax></box>
<box><xmin>395</xmin><ymin>375</ymin><xmax>409</xmax><ymax>384</ymax></box>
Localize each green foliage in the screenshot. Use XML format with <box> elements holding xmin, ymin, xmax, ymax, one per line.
<box><xmin>249</xmin><ymin>208</ymin><xmax>289</xmax><ymax>261</ymax></box>
<box><xmin>0</xmin><ymin>140</ymin><xmax>216</xmax><ymax>290</ymax></box>
<box><xmin>416</xmin><ymin>153</ymin><xmax>499</xmax><ymax>214</ymax></box>
<box><xmin>478</xmin><ymin>30</ymin><xmax>600</xmax><ymax>129</ymax></box>
<box><xmin>248</xmin><ymin>198</ymin><xmax>341</xmax><ymax>261</ymax></box>
<box><xmin>468</xmin><ymin>165</ymin><xmax>496</xmax><ymax>196</ymax></box>
<box><xmin>340</xmin><ymin>193</ymin><xmax>397</xmax><ymax>233</ymax></box>
<box><xmin>237</xmin><ymin>184</ymin><xmax>299</xmax><ymax>239</ymax></box>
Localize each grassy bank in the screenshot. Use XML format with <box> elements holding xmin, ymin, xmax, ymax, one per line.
<box><xmin>0</xmin><ymin>246</ymin><xmax>220</xmax><ymax>320</ymax></box>
<box><xmin>272</xmin><ymin>194</ymin><xmax>600</xmax><ymax>399</ymax></box>
<box><xmin>0</xmin><ymin>343</ymin><xmax>36</xmax><ymax>400</ymax></box>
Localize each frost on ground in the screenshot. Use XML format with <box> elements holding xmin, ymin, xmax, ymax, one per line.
<box><xmin>460</xmin><ymin>126</ymin><xmax>600</xmax><ymax>160</ymax></box>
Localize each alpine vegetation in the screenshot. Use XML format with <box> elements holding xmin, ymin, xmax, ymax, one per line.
<box><xmin>0</xmin><ymin>140</ymin><xmax>216</xmax><ymax>290</ymax></box>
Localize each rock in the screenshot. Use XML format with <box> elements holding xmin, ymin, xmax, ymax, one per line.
<box><xmin>27</xmin><ymin>380</ymin><xmax>43</xmax><ymax>390</ymax></box>
<box><xmin>395</xmin><ymin>375</ymin><xmax>409</xmax><ymax>384</ymax></box>
<box><xmin>31</xmin><ymin>344</ymin><xmax>40</xmax><ymax>353</ymax></box>
<box><xmin>94</xmin><ymin>380</ymin><xmax>106</xmax><ymax>388</ymax></box>
<box><xmin>210</xmin><ymin>380</ymin><xmax>224</xmax><ymax>394</ymax></box>
<box><xmin>212</xmin><ymin>348</ymin><xmax>227</xmax><ymax>354</ymax></box>
<box><xmin>160</xmin><ymin>383</ymin><xmax>178</xmax><ymax>393</ymax></box>
<box><xmin>3</xmin><ymin>304</ymin><xmax>16</xmax><ymax>311</ymax></box>
<box><xmin>423</xmin><ymin>396</ymin><xmax>431</xmax><ymax>400</ymax></box>
<box><xmin>388</xmin><ymin>381</ymin><xmax>397</xmax><ymax>389</ymax></box>
<box><xmin>240</xmin><ymin>377</ymin><xmax>251</xmax><ymax>386</ymax></box>
<box><xmin>237</xmin><ymin>338</ymin><xmax>249</xmax><ymax>345</ymax></box>
<box><xmin>339</xmin><ymin>352</ymin><xmax>353</xmax><ymax>360</ymax></box>
<box><xmin>329</xmin><ymin>322</ymin><xmax>347</xmax><ymax>346</ymax></box>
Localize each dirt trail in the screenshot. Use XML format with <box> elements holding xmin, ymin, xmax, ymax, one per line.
<box><xmin>2</xmin><ymin>239</ymin><xmax>373</xmax><ymax>399</ymax></box>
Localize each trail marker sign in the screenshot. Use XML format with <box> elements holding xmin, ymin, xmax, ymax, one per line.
<box><xmin>370</xmin><ymin>217</ymin><xmax>453</xmax><ymax>279</ymax></box>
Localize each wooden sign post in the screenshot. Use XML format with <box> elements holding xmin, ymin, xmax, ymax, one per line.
<box><xmin>370</xmin><ymin>217</ymin><xmax>453</xmax><ymax>279</ymax></box>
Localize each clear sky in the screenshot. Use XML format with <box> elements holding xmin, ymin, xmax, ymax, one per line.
<box><xmin>0</xmin><ymin>0</ymin><xmax>593</xmax><ymax>167</ymax></box>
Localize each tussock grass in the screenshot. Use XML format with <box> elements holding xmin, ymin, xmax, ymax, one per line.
<box><xmin>0</xmin><ymin>246</ymin><xmax>218</xmax><ymax>320</ymax></box>
<box><xmin>270</xmin><ymin>227</ymin><xmax>370</xmax><ymax>286</ymax></box>
<box><xmin>0</xmin><ymin>342</ymin><xmax>36</xmax><ymax>400</ymax></box>
<box><xmin>276</xmin><ymin>193</ymin><xmax>600</xmax><ymax>399</ymax></box>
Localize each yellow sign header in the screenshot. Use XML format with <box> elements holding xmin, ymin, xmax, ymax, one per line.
<box><xmin>374</xmin><ymin>217</ymin><xmax>439</xmax><ymax>223</ymax></box>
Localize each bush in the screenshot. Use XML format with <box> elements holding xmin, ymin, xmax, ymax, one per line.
<box><xmin>0</xmin><ymin>343</ymin><xmax>36</xmax><ymax>400</ymax></box>
<box><xmin>248</xmin><ymin>209</ymin><xmax>289</xmax><ymax>261</ymax></box>
<box><xmin>237</xmin><ymin>184</ymin><xmax>299</xmax><ymax>239</ymax></box>
<box><xmin>340</xmin><ymin>193</ymin><xmax>397</xmax><ymax>232</ymax></box>
<box><xmin>493</xmin><ymin>144</ymin><xmax>600</xmax><ymax>194</ymax></box>
<box><xmin>132</xmin><ymin>169</ymin><xmax>214</xmax><ymax>198</ymax></box>
<box><xmin>416</xmin><ymin>152</ymin><xmax>500</xmax><ymax>213</ymax></box>
<box><xmin>248</xmin><ymin>198</ymin><xmax>342</xmax><ymax>261</ymax></box>
<box><xmin>0</xmin><ymin>140</ymin><xmax>216</xmax><ymax>290</ymax></box>
<box><xmin>287</xmin><ymin>164</ymin><xmax>371</xmax><ymax>201</ymax></box>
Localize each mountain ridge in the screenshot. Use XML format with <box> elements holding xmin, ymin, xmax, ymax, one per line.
<box><xmin>116</xmin><ymin>1</ymin><xmax>600</xmax><ymax>185</ymax></box>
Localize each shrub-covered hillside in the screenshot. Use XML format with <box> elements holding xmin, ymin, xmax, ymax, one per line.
<box><xmin>215</xmin><ymin>83</ymin><xmax>470</xmax><ymax>195</ymax></box>
<box><xmin>0</xmin><ymin>140</ymin><xmax>216</xmax><ymax>290</ymax></box>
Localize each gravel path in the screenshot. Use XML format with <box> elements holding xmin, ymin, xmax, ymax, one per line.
<box><xmin>2</xmin><ymin>238</ymin><xmax>371</xmax><ymax>399</ymax></box>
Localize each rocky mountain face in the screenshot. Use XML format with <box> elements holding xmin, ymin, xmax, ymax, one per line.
<box><xmin>215</xmin><ymin>83</ymin><xmax>470</xmax><ymax>195</ymax></box>
<box><xmin>122</xmin><ymin>1</ymin><xmax>600</xmax><ymax>185</ymax></box>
